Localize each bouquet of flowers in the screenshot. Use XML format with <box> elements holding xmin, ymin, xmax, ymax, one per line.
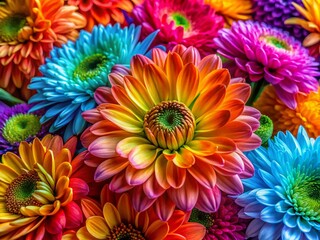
<box><xmin>0</xmin><ymin>0</ymin><xmax>319</xmax><ymax>239</ymax></box>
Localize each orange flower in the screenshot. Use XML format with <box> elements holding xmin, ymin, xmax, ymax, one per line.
<box><xmin>76</xmin><ymin>184</ymin><xmax>206</xmax><ymax>240</ymax></box>
<box><xmin>285</xmin><ymin>0</ymin><xmax>320</xmax><ymax>57</ymax></box>
<box><xmin>0</xmin><ymin>135</ymin><xmax>87</xmax><ymax>239</ymax></box>
<box><xmin>205</xmin><ymin>0</ymin><xmax>252</xmax><ymax>27</ymax></box>
<box><xmin>82</xmin><ymin>45</ymin><xmax>261</xmax><ymax>219</ymax></box>
<box><xmin>254</xmin><ymin>85</ymin><xmax>320</xmax><ymax>138</ymax></box>
<box><xmin>67</xmin><ymin>0</ymin><xmax>143</xmax><ymax>31</ymax></box>
<box><xmin>0</xmin><ymin>0</ymin><xmax>86</xmax><ymax>100</ymax></box>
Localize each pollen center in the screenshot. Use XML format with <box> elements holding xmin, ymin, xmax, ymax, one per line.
<box><xmin>262</xmin><ymin>36</ymin><xmax>291</xmax><ymax>50</ymax></box>
<box><xmin>2</xmin><ymin>113</ymin><xmax>41</xmax><ymax>144</ymax></box>
<box><xmin>170</xmin><ymin>12</ymin><xmax>190</xmax><ymax>30</ymax></box>
<box><xmin>0</xmin><ymin>15</ymin><xmax>26</xmax><ymax>42</ymax></box>
<box><xmin>108</xmin><ymin>223</ymin><xmax>145</xmax><ymax>240</ymax></box>
<box><xmin>5</xmin><ymin>170</ymin><xmax>42</xmax><ymax>214</ymax></box>
<box><xmin>189</xmin><ymin>208</ymin><xmax>214</xmax><ymax>229</ymax></box>
<box><xmin>144</xmin><ymin>101</ymin><xmax>195</xmax><ymax>150</ymax></box>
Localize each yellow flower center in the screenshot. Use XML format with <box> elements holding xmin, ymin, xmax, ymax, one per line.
<box><xmin>108</xmin><ymin>223</ymin><xmax>145</xmax><ymax>240</ymax></box>
<box><xmin>5</xmin><ymin>170</ymin><xmax>42</xmax><ymax>214</ymax></box>
<box><xmin>0</xmin><ymin>14</ymin><xmax>26</xmax><ymax>42</ymax></box>
<box><xmin>302</xmin><ymin>99</ymin><xmax>320</xmax><ymax>118</ymax></box>
<box><xmin>143</xmin><ymin>101</ymin><xmax>195</xmax><ymax>150</ymax></box>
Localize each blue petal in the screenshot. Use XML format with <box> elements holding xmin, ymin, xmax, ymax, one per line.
<box><xmin>283</xmin><ymin>212</ymin><xmax>298</xmax><ymax>228</ymax></box>
<box><xmin>244</xmin><ymin>201</ymin><xmax>265</xmax><ymax>218</ymax></box>
<box><xmin>304</xmin><ymin>228</ymin><xmax>320</xmax><ymax>240</ymax></box>
<box><xmin>256</xmin><ymin>189</ymin><xmax>281</xmax><ymax>206</ymax></box>
<box><xmin>282</xmin><ymin>225</ymin><xmax>301</xmax><ymax>240</ymax></box>
<box><xmin>260</xmin><ymin>206</ymin><xmax>284</xmax><ymax>223</ymax></box>
<box><xmin>72</xmin><ymin>109</ymin><xmax>87</xmax><ymax>135</ymax></box>
<box><xmin>258</xmin><ymin>222</ymin><xmax>283</xmax><ymax>240</ymax></box>
<box><xmin>297</xmin><ymin>217</ymin><xmax>312</xmax><ymax>233</ymax></box>
<box><xmin>275</xmin><ymin>200</ymin><xmax>291</xmax><ymax>213</ymax></box>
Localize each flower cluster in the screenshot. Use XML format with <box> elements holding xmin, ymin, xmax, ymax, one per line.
<box><xmin>0</xmin><ymin>0</ymin><xmax>320</xmax><ymax>239</ymax></box>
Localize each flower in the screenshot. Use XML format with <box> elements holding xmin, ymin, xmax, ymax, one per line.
<box><xmin>67</xmin><ymin>0</ymin><xmax>143</xmax><ymax>31</ymax></box>
<box><xmin>131</xmin><ymin>0</ymin><xmax>224</xmax><ymax>56</ymax></box>
<box><xmin>0</xmin><ymin>102</ymin><xmax>49</xmax><ymax>156</ymax></box>
<box><xmin>214</xmin><ymin>20</ymin><xmax>319</xmax><ymax>109</ymax></box>
<box><xmin>190</xmin><ymin>195</ymin><xmax>249</xmax><ymax>240</ymax></box>
<box><xmin>0</xmin><ymin>0</ymin><xmax>86</xmax><ymax>101</ymax></box>
<box><xmin>81</xmin><ymin>45</ymin><xmax>261</xmax><ymax>219</ymax></box>
<box><xmin>28</xmin><ymin>24</ymin><xmax>158</xmax><ymax>140</ymax></box>
<box><xmin>76</xmin><ymin>184</ymin><xmax>206</xmax><ymax>240</ymax></box>
<box><xmin>205</xmin><ymin>0</ymin><xmax>253</xmax><ymax>27</ymax></box>
<box><xmin>0</xmin><ymin>135</ymin><xmax>88</xmax><ymax>239</ymax></box>
<box><xmin>254</xmin><ymin>85</ymin><xmax>320</xmax><ymax>138</ymax></box>
<box><xmin>252</xmin><ymin>0</ymin><xmax>308</xmax><ymax>41</ymax></box>
<box><xmin>285</xmin><ymin>0</ymin><xmax>320</xmax><ymax>58</ymax></box>
<box><xmin>236</xmin><ymin>126</ymin><xmax>320</xmax><ymax>239</ymax></box>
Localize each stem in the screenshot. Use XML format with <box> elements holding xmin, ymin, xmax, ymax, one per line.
<box><xmin>0</xmin><ymin>88</ymin><xmax>24</xmax><ymax>105</ymax></box>
<box><xmin>246</xmin><ymin>80</ymin><xmax>268</xmax><ymax>106</ymax></box>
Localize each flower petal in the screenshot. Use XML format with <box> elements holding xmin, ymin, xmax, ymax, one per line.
<box><xmin>86</xmin><ymin>216</ymin><xmax>109</xmax><ymax>239</ymax></box>
<box><xmin>166</xmin><ymin>161</ymin><xmax>186</xmax><ymax>189</ymax></box>
<box><xmin>128</xmin><ymin>144</ymin><xmax>159</xmax><ymax>169</ymax></box>
<box><xmin>103</xmin><ymin>203</ymin><xmax>121</xmax><ymax>230</ymax></box>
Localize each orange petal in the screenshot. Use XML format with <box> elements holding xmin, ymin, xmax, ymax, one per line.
<box><xmin>77</xmin><ymin>226</ymin><xmax>99</xmax><ymax>240</ymax></box>
<box><xmin>174</xmin><ymin>222</ymin><xmax>206</xmax><ymax>240</ymax></box>
<box><xmin>173</xmin><ymin>148</ymin><xmax>195</xmax><ymax>168</ymax></box>
<box><xmin>196</xmin><ymin>109</ymin><xmax>230</xmax><ymax>133</ymax></box>
<box><xmin>198</xmin><ymin>54</ymin><xmax>222</xmax><ymax>80</ymax></box>
<box><xmin>164</xmin><ymin>52</ymin><xmax>184</xmax><ymax>99</ymax></box>
<box><xmin>199</xmin><ymin>69</ymin><xmax>230</xmax><ymax>94</ymax></box>
<box><xmin>128</xmin><ymin>144</ymin><xmax>159</xmax><ymax>169</ymax></box>
<box><xmin>86</xmin><ymin>216</ymin><xmax>110</xmax><ymax>239</ymax></box>
<box><xmin>209</xmin><ymin>137</ymin><xmax>237</xmax><ymax>154</ymax></box>
<box><xmin>145</xmin><ymin>220</ymin><xmax>169</xmax><ymax>240</ymax></box>
<box><xmin>103</xmin><ymin>203</ymin><xmax>121</xmax><ymax>230</ymax></box>
<box><xmin>117</xmin><ymin>194</ymin><xmax>134</xmax><ymax>223</ymax></box>
<box><xmin>225</xmin><ymin>82</ymin><xmax>251</xmax><ymax>103</ymax></box>
<box><xmin>81</xmin><ymin>198</ymin><xmax>103</xmax><ymax>219</ymax></box>
<box><xmin>116</xmin><ymin>136</ymin><xmax>150</xmax><ymax>158</ymax></box>
<box><xmin>188</xmin><ymin>161</ymin><xmax>216</xmax><ymax>188</ymax></box>
<box><xmin>155</xmin><ymin>154</ymin><xmax>170</xmax><ymax>189</ymax></box>
<box><xmin>166</xmin><ymin>161</ymin><xmax>186</xmax><ymax>188</ymax></box>
<box><xmin>185</xmin><ymin>140</ymin><xmax>217</xmax><ymax>156</ymax></box>
<box><xmin>219</xmin><ymin>99</ymin><xmax>244</xmax><ymax>121</ymax></box>
<box><xmin>151</xmin><ymin>48</ymin><xmax>167</xmax><ymax>69</ymax></box>
<box><xmin>211</xmin><ymin>121</ymin><xmax>252</xmax><ymax>139</ymax></box>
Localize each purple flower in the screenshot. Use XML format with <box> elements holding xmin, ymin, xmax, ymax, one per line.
<box><xmin>0</xmin><ymin>103</ymin><xmax>49</xmax><ymax>155</ymax></box>
<box><xmin>214</xmin><ymin>20</ymin><xmax>319</xmax><ymax>109</ymax></box>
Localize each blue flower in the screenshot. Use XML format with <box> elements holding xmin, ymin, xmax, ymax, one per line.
<box><xmin>28</xmin><ymin>24</ymin><xmax>159</xmax><ymax>140</ymax></box>
<box><xmin>236</xmin><ymin>126</ymin><xmax>320</xmax><ymax>240</ymax></box>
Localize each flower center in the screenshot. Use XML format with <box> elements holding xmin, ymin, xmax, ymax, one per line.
<box><xmin>108</xmin><ymin>223</ymin><xmax>145</xmax><ymax>240</ymax></box>
<box><xmin>2</xmin><ymin>113</ymin><xmax>41</xmax><ymax>144</ymax></box>
<box><xmin>291</xmin><ymin>176</ymin><xmax>320</xmax><ymax>221</ymax></box>
<box><xmin>262</xmin><ymin>36</ymin><xmax>291</xmax><ymax>50</ymax></box>
<box><xmin>73</xmin><ymin>53</ymin><xmax>110</xmax><ymax>84</ymax></box>
<box><xmin>170</xmin><ymin>12</ymin><xmax>190</xmax><ymax>30</ymax></box>
<box><xmin>143</xmin><ymin>101</ymin><xmax>195</xmax><ymax>150</ymax></box>
<box><xmin>189</xmin><ymin>208</ymin><xmax>214</xmax><ymax>229</ymax></box>
<box><xmin>303</xmin><ymin>99</ymin><xmax>320</xmax><ymax>117</ymax></box>
<box><xmin>0</xmin><ymin>14</ymin><xmax>26</xmax><ymax>42</ymax></box>
<box><xmin>5</xmin><ymin>170</ymin><xmax>42</xmax><ymax>214</ymax></box>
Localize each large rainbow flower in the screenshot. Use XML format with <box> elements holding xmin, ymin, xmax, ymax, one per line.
<box><xmin>0</xmin><ymin>0</ymin><xmax>86</xmax><ymax>100</ymax></box>
<box><xmin>0</xmin><ymin>135</ymin><xmax>88</xmax><ymax>239</ymax></box>
<box><xmin>131</xmin><ymin>0</ymin><xmax>224</xmax><ymax>56</ymax></box>
<box><xmin>214</xmin><ymin>20</ymin><xmax>319</xmax><ymax>109</ymax></box>
<box><xmin>81</xmin><ymin>45</ymin><xmax>261</xmax><ymax>219</ymax></box>
<box><xmin>28</xmin><ymin>24</ymin><xmax>158</xmax><ymax>140</ymax></box>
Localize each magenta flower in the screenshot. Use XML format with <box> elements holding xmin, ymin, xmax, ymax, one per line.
<box><xmin>214</xmin><ymin>20</ymin><xmax>319</xmax><ymax>109</ymax></box>
<box><xmin>132</xmin><ymin>0</ymin><xmax>224</xmax><ymax>56</ymax></box>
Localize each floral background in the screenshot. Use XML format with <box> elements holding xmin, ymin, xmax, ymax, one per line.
<box><xmin>0</xmin><ymin>0</ymin><xmax>319</xmax><ymax>239</ymax></box>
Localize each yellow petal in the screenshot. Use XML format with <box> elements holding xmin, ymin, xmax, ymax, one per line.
<box><xmin>103</xmin><ymin>203</ymin><xmax>121</xmax><ymax>230</ymax></box>
<box><xmin>0</xmin><ymin>164</ymin><xmax>19</xmax><ymax>183</ymax></box>
<box><xmin>86</xmin><ymin>216</ymin><xmax>110</xmax><ymax>239</ymax></box>
<box><xmin>1</xmin><ymin>152</ymin><xmax>27</xmax><ymax>174</ymax></box>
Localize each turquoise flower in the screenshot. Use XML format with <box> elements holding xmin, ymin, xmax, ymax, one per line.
<box><xmin>28</xmin><ymin>24</ymin><xmax>158</xmax><ymax>140</ymax></box>
<box><xmin>236</xmin><ymin>126</ymin><xmax>320</xmax><ymax>240</ymax></box>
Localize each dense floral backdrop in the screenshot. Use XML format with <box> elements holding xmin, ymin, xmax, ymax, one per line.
<box><xmin>0</xmin><ymin>0</ymin><xmax>319</xmax><ymax>239</ymax></box>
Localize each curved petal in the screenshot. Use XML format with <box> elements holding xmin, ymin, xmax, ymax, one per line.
<box><xmin>166</xmin><ymin>161</ymin><xmax>186</xmax><ymax>189</ymax></box>
<box><xmin>89</xmin><ymin>134</ymin><xmax>126</xmax><ymax>158</ymax></box>
<box><xmin>173</xmin><ymin>148</ymin><xmax>195</xmax><ymax>169</ymax></box>
<box><xmin>116</xmin><ymin>136</ymin><xmax>150</xmax><ymax>158</ymax></box>
<box><xmin>196</xmin><ymin>109</ymin><xmax>230</xmax><ymax>132</ymax></box>
<box><xmin>155</xmin><ymin>154</ymin><xmax>170</xmax><ymax>189</ymax></box>
<box><xmin>216</xmin><ymin>174</ymin><xmax>244</xmax><ymax>194</ymax></box>
<box><xmin>164</xmin><ymin>52</ymin><xmax>183</xmax><ymax>99</ymax></box>
<box><xmin>187</xmin><ymin>161</ymin><xmax>216</xmax><ymax>189</ymax></box>
<box><xmin>86</xmin><ymin>216</ymin><xmax>110</xmax><ymax>239</ymax></box>
<box><xmin>128</xmin><ymin>144</ymin><xmax>159</xmax><ymax>169</ymax></box>
<box><xmin>199</xmin><ymin>68</ymin><xmax>230</xmax><ymax>94</ymax></box>
<box><xmin>125</xmin><ymin>164</ymin><xmax>154</xmax><ymax>185</ymax></box>
<box><xmin>145</xmin><ymin>220</ymin><xmax>169</xmax><ymax>240</ymax></box>
<box><xmin>117</xmin><ymin>194</ymin><xmax>134</xmax><ymax>223</ymax></box>
<box><xmin>103</xmin><ymin>203</ymin><xmax>121</xmax><ymax>230</ymax></box>
<box><xmin>143</xmin><ymin>174</ymin><xmax>166</xmax><ymax>199</ymax></box>
<box><xmin>94</xmin><ymin>157</ymin><xmax>129</xmax><ymax>182</ymax></box>
<box><xmin>174</xmin><ymin>222</ymin><xmax>206</xmax><ymax>240</ymax></box>
<box><xmin>185</xmin><ymin>140</ymin><xmax>217</xmax><ymax>156</ymax></box>
<box><xmin>196</xmin><ymin>185</ymin><xmax>221</xmax><ymax>212</ymax></box>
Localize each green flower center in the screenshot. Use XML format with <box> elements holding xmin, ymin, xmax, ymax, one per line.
<box><xmin>144</xmin><ymin>101</ymin><xmax>195</xmax><ymax>150</ymax></box>
<box><xmin>73</xmin><ymin>53</ymin><xmax>110</xmax><ymax>84</ymax></box>
<box><xmin>108</xmin><ymin>223</ymin><xmax>145</xmax><ymax>240</ymax></box>
<box><xmin>5</xmin><ymin>170</ymin><xmax>42</xmax><ymax>214</ymax></box>
<box><xmin>263</xmin><ymin>36</ymin><xmax>291</xmax><ymax>50</ymax></box>
<box><xmin>0</xmin><ymin>15</ymin><xmax>26</xmax><ymax>42</ymax></box>
<box><xmin>255</xmin><ymin>115</ymin><xmax>273</xmax><ymax>145</ymax></box>
<box><xmin>2</xmin><ymin>113</ymin><xmax>41</xmax><ymax>144</ymax></box>
<box><xmin>189</xmin><ymin>208</ymin><xmax>214</xmax><ymax>229</ymax></box>
<box><xmin>171</xmin><ymin>12</ymin><xmax>190</xmax><ymax>30</ymax></box>
<box><xmin>291</xmin><ymin>176</ymin><xmax>320</xmax><ymax>221</ymax></box>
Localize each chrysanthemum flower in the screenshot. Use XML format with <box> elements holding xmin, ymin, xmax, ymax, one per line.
<box><xmin>190</xmin><ymin>195</ymin><xmax>249</xmax><ymax>240</ymax></box>
<box><xmin>0</xmin><ymin>0</ymin><xmax>86</xmax><ymax>101</ymax></box>
<box><xmin>0</xmin><ymin>135</ymin><xmax>88</xmax><ymax>239</ymax></box>
<box><xmin>0</xmin><ymin>103</ymin><xmax>49</xmax><ymax>156</ymax></box>
<box><xmin>214</xmin><ymin>20</ymin><xmax>319</xmax><ymax>109</ymax></box>
<box><xmin>131</xmin><ymin>0</ymin><xmax>224</xmax><ymax>56</ymax></box>
<box><xmin>205</xmin><ymin>0</ymin><xmax>252</xmax><ymax>27</ymax></box>
<box><xmin>67</xmin><ymin>0</ymin><xmax>143</xmax><ymax>31</ymax></box>
<box><xmin>76</xmin><ymin>184</ymin><xmax>206</xmax><ymax>240</ymax></box>
<box><xmin>285</xmin><ymin>0</ymin><xmax>320</xmax><ymax>57</ymax></box>
<box><xmin>252</xmin><ymin>0</ymin><xmax>308</xmax><ymax>41</ymax></box>
<box><xmin>237</xmin><ymin>126</ymin><xmax>320</xmax><ymax>239</ymax></box>
<box><xmin>254</xmin><ymin>85</ymin><xmax>320</xmax><ymax>138</ymax></box>
<box><xmin>81</xmin><ymin>45</ymin><xmax>261</xmax><ymax>219</ymax></box>
<box><xmin>28</xmin><ymin>24</ymin><xmax>158</xmax><ymax>140</ymax></box>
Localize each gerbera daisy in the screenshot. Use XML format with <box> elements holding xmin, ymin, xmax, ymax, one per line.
<box><xmin>285</xmin><ymin>0</ymin><xmax>320</xmax><ymax>57</ymax></box>
<box><xmin>0</xmin><ymin>135</ymin><xmax>88</xmax><ymax>239</ymax></box>
<box><xmin>28</xmin><ymin>24</ymin><xmax>158</xmax><ymax>140</ymax></box>
<box><xmin>237</xmin><ymin>126</ymin><xmax>320</xmax><ymax>239</ymax></box>
<box><xmin>67</xmin><ymin>0</ymin><xmax>143</xmax><ymax>31</ymax></box>
<box><xmin>77</xmin><ymin>184</ymin><xmax>206</xmax><ymax>240</ymax></box>
<box><xmin>214</xmin><ymin>20</ymin><xmax>319</xmax><ymax>109</ymax></box>
<box><xmin>0</xmin><ymin>0</ymin><xmax>86</xmax><ymax>101</ymax></box>
<box><xmin>81</xmin><ymin>45</ymin><xmax>261</xmax><ymax>219</ymax></box>
<box><xmin>190</xmin><ymin>195</ymin><xmax>249</xmax><ymax>240</ymax></box>
<box><xmin>0</xmin><ymin>103</ymin><xmax>49</xmax><ymax>155</ymax></box>
<box><xmin>205</xmin><ymin>0</ymin><xmax>253</xmax><ymax>27</ymax></box>
<box><xmin>252</xmin><ymin>0</ymin><xmax>308</xmax><ymax>41</ymax></box>
<box><xmin>254</xmin><ymin>85</ymin><xmax>320</xmax><ymax>138</ymax></box>
<box><xmin>131</xmin><ymin>0</ymin><xmax>224</xmax><ymax>56</ymax></box>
